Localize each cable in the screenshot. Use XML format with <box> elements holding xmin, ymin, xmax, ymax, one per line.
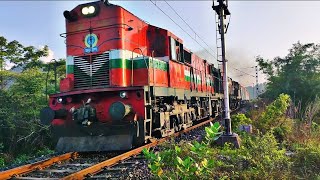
<box><xmin>149</xmin><ymin>0</ymin><xmax>217</xmax><ymax>61</ymax></box>
<box><xmin>150</xmin><ymin>0</ymin><xmax>257</xmax><ymax>85</ymax></box>
<box><xmin>164</xmin><ymin>0</ymin><xmax>217</xmax><ymax>58</ymax></box>
<box><xmin>231</xmin><ymin>67</ymin><xmax>255</xmax><ymax>78</ymax></box>
<box><xmin>238</xmin><ymin>66</ymin><xmax>255</xmax><ymax>69</ymax></box>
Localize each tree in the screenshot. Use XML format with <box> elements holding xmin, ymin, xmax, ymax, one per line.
<box><xmin>0</xmin><ymin>36</ymin><xmax>65</xmax><ymax>161</ymax></box>
<box><xmin>0</xmin><ymin>36</ymin><xmax>49</xmax><ymax>89</ymax></box>
<box><xmin>256</xmin><ymin>42</ymin><xmax>320</xmax><ymax>108</ymax></box>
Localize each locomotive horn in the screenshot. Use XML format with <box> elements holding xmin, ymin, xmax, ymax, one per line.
<box><xmin>102</xmin><ymin>0</ymin><xmax>111</xmax><ymax>6</ymax></box>
<box><xmin>63</xmin><ymin>10</ymin><xmax>77</xmax><ymax>22</ymax></box>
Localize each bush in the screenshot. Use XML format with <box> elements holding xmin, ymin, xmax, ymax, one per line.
<box><xmin>255</xmin><ymin>94</ymin><xmax>291</xmax><ymax>133</ymax></box>
<box><xmin>35</xmin><ymin>147</ymin><xmax>54</xmax><ymax>157</ymax></box>
<box><xmin>0</xmin><ymin>68</ymin><xmax>55</xmax><ymax>165</ymax></box>
<box><xmin>231</xmin><ymin>113</ymin><xmax>252</xmax><ymax>132</ymax></box>
<box><xmin>144</xmin><ymin>120</ymin><xmax>292</xmax><ymax>179</ymax></box>
<box><xmin>13</xmin><ymin>154</ymin><xmax>29</xmax><ymax>165</ymax></box>
<box><xmin>292</xmin><ymin>141</ymin><xmax>320</xmax><ymax>179</ymax></box>
<box><xmin>143</xmin><ymin>122</ymin><xmax>221</xmax><ymax>179</ymax></box>
<box><xmin>0</xmin><ymin>156</ymin><xmax>4</xmax><ymax>168</ymax></box>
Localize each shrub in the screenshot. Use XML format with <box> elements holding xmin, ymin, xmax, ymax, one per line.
<box><xmin>143</xmin><ymin>94</ymin><xmax>320</xmax><ymax>179</ymax></box>
<box><xmin>0</xmin><ymin>156</ymin><xmax>4</xmax><ymax>168</ymax></box>
<box><xmin>36</xmin><ymin>147</ymin><xmax>54</xmax><ymax>157</ymax></box>
<box><xmin>255</xmin><ymin>93</ymin><xmax>291</xmax><ymax>133</ymax></box>
<box><xmin>13</xmin><ymin>154</ymin><xmax>29</xmax><ymax>164</ymax></box>
<box><xmin>213</xmin><ymin>132</ymin><xmax>291</xmax><ymax>179</ymax></box>
<box><xmin>144</xmin><ymin>121</ymin><xmax>292</xmax><ymax>179</ymax></box>
<box><xmin>231</xmin><ymin>113</ymin><xmax>252</xmax><ymax>132</ymax></box>
<box><xmin>292</xmin><ymin>141</ymin><xmax>320</xmax><ymax>179</ymax></box>
<box><xmin>143</xmin><ymin>122</ymin><xmax>221</xmax><ymax>179</ymax></box>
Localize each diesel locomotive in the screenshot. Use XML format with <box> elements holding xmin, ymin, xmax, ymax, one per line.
<box><xmin>40</xmin><ymin>0</ymin><xmax>249</xmax><ymax>152</ymax></box>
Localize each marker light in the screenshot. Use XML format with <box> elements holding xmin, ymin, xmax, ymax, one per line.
<box><xmin>120</xmin><ymin>91</ymin><xmax>127</xmax><ymax>99</ymax></box>
<box><xmin>57</xmin><ymin>97</ymin><xmax>63</xmax><ymax>103</ymax></box>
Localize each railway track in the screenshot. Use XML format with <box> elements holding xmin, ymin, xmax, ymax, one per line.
<box><xmin>0</xmin><ymin>117</ymin><xmax>217</xmax><ymax>180</ymax></box>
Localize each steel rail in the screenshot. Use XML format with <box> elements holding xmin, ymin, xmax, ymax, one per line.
<box><xmin>62</xmin><ymin>118</ymin><xmax>216</xmax><ymax>180</ymax></box>
<box><xmin>0</xmin><ymin>152</ymin><xmax>77</xmax><ymax>180</ymax></box>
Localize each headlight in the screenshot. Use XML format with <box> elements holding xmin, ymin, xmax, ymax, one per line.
<box><xmin>88</xmin><ymin>6</ymin><xmax>95</xmax><ymax>14</ymax></box>
<box><xmin>81</xmin><ymin>5</ymin><xmax>98</xmax><ymax>16</ymax></box>
<box><xmin>81</xmin><ymin>7</ymin><xmax>89</xmax><ymax>15</ymax></box>
<box><xmin>120</xmin><ymin>91</ymin><xmax>127</xmax><ymax>99</ymax></box>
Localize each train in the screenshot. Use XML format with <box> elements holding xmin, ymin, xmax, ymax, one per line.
<box><xmin>40</xmin><ymin>0</ymin><xmax>250</xmax><ymax>152</ymax></box>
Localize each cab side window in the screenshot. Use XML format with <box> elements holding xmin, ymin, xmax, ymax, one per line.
<box><xmin>170</xmin><ymin>37</ymin><xmax>184</xmax><ymax>63</ymax></box>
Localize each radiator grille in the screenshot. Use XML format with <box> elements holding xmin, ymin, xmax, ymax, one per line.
<box><xmin>74</xmin><ymin>53</ymin><xmax>110</xmax><ymax>89</ymax></box>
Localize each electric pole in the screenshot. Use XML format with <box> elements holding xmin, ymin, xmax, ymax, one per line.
<box><xmin>213</xmin><ymin>0</ymin><xmax>240</xmax><ymax>147</ymax></box>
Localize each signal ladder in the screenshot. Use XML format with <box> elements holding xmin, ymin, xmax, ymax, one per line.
<box><xmin>215</xmin><ymin>13</ymin><xmax>229</xmax><ymax>69</ymax></box>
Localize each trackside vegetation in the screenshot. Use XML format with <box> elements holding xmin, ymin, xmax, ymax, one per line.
<box><xmin>143</xmin><ymin>42</ymin><xmax>320</xmax><ymax>179</ymax></box>
<box><xmin>143</xmin><ymin>94</ymin><xmax>320</xmax><ymax>179</ymax></box>
<box><xmin>0</xmin><ymin>36</ymin><xmax>64</xmax><ymax>167</ymax></box>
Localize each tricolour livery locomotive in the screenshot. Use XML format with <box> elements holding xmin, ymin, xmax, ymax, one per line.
<box><xmin>40</xmin><ymin>0</ymin><xmax>250</xmax><ymax>152</ymax></box>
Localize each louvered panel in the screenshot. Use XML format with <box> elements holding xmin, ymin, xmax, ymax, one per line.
<box><xmin>73</xmin><ymin>52</ymin><xmax>110</xmax><ymax>89</ymax></box>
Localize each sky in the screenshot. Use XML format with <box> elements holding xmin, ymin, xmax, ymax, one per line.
<box><xmin>1</xmin><ymin>0</ymin><xmax>320</xmax><ymax>86</ymax></box>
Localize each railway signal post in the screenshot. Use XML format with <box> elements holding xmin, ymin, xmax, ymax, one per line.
<box><xmin>213</xmin><ymin>0</ymin><xmax>240</xmax><ymax>148</ymax></box>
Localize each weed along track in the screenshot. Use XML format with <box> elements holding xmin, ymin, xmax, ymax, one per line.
<box><xmin>0</xmin><ymin>117</ymin><xmax>218</xmax><ymax>180</ymax></box>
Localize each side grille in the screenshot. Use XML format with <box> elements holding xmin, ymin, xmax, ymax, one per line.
<box><xmin>74</xmin><ymin>53</ymin><xmax>110</xmax><ymax>89</ymax></box>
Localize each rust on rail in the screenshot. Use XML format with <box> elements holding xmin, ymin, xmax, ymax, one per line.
<box><xmin>62</xmin><ymin>118</ymin><xmax>215</xmax><ymax>180</ymax></box>
<box><xmin>0</xmin><ymin>152</ymin><xmax>77</xmax><ymax>180</ymax></box>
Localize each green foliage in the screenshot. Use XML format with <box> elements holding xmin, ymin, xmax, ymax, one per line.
<box><xmin>205</xmin><ymin>122</ymin><xmax>222</xmax><ymax>145</ymax></box>
<box><xmin>13</xmin><ymin>154</ymin><xmax>30</xmax><ymax>165</ymax></box>
<box><xmin>144</xmin><ymin>95</ymin><xmax>320</xmax><ymax>179</ymax></box>
<box><xmin>0</xmin><ymin>68</ymin><xmax>54</xmax><ymax>156</ymax></box>
<box><xmin>292</xmin><ymin>141</ymin><xmax>320</xmax><ymax>179</ymax></box>
<box><xmin>143</xmin><ymin>122</ymin><xmax>221</xmax><ymax>179</ymax></box>
<box><xmin>35</xmin><ymin>147</ymin><xmax>55</xmax><ymax>157</ymax></box>
<box><xmin>255</xmin><ymin>94</ymin><xmax>291</xmax><ymax>133</ymax></box>
<box><xmin>231</xmin><ymin>113</ymin><xmax>252</xmax><ymax>132</ymax></box>
<box><xmin>0</xmin><ymin>36</ymin><xmax>48</xmax><ymax>71</ymax></box>
<box><xmin>144</xmin><ymin>121</ymin><xmax>293</xmax><ymax>179</ymax></box>
<box><xmin>0</xmin><ymin>157</ymin><xmax>4</xmax><ymax>168</ymax></box>
<box><xmin>235</xmin><ymin>133</ymin><xmax>290</xmax><ymax>179</ymax></box>
<box><xmin>0</xmin><ymin>36</ymin><xmax>65</xmax><ymax>166</ymax></box>
<box><xmin>0</xmin><ymin>143</ymin><xmax>4</xmax><ymax>168</ymax></box>
<box><xmin>256</xmin><ymin>42</ymin><xmax>320</xmax><ymax>109</ymax></box>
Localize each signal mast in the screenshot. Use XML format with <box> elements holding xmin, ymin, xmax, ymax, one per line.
<box><xmin>212</xmin><ymin>0</ymin><xmax>240</xmax><ymax>147</ymax></box>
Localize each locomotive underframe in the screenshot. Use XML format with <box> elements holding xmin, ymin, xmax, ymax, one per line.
<box><xmin>49</xmin><ymin>85</ymin><xmax>226</xmax><ymax>152</ymax></box>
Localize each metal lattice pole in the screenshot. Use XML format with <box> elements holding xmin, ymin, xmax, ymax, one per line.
<box><xmin>213</xmin><ymin>0</ymin><xmax>232</xmax><ymax>135</ymax></box>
